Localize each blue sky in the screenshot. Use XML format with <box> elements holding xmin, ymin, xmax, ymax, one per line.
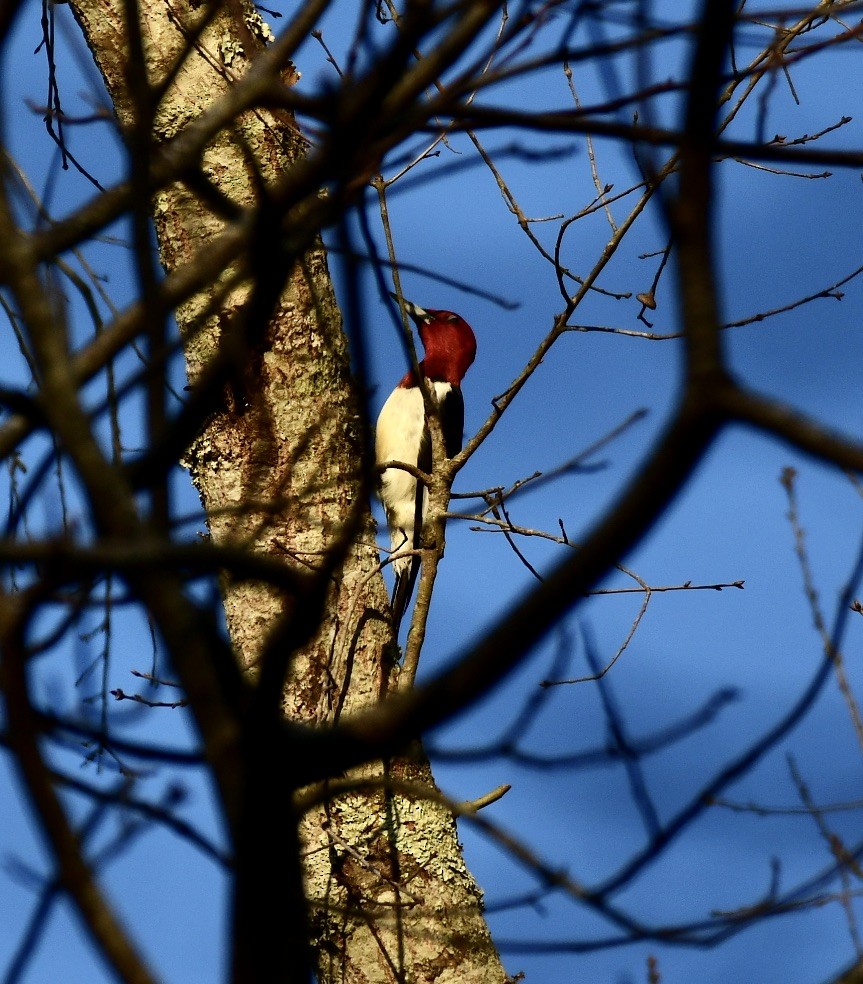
<box><xmin>2</xmin><ymin>3</ymin><xmax>863</xmax><ymax>983</ymax></box>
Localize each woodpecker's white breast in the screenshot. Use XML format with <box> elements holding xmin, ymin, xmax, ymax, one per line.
<box><xmin>375</xmin><ymin>381</ymin><xmax>452</xmax><ymax>572</ymax></box>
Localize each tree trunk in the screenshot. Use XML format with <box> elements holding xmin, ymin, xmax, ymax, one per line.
<box><xmin>65</xmin><ymin>0</ymin><xmax>507</xmax><ymax>980</ymax></box>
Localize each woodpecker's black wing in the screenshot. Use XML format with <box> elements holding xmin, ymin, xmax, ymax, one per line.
<box><xmin>440</xmin><ymin>385</ymin><xmax>465</xmax><ymax>459</ymax></box>
<box><xmin>390</xmin><ymin>385</ymin><xmax>464</xmax><ymax>637</ymax></box>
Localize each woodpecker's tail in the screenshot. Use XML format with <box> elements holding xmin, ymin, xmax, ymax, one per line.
<box><xmin>391</xmin><ymin>555</ymin><xmax>421</xmax><ymax>637</ymax></box>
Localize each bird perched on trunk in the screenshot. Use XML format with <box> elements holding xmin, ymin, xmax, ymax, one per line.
<box><xmin>375</xmin><ymin>297</ymin><xmax>477</xmax><ymax>635</ymax></box>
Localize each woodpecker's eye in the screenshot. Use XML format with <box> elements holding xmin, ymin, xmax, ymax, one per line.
<box><xmin>445</xmin><ymin>314</ymin><xmax>460</xmax><ymax>322</ymax></box>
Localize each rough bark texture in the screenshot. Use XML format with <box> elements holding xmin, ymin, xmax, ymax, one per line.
<box><xmin>66</xmin><ymin>0</ymin><xmax>507</xmax><ymax>980</ymax></box>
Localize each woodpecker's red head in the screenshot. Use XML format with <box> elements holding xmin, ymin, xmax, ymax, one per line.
<box><xmin>394</xmin><ymin>297</ymin><xmax>477</xmax><ymax>388</ymax></box>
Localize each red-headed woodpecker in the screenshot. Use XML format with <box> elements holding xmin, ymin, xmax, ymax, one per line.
<box><xmin>375</xmin><ymin>298</ymin><xmax>477</xmax><ymax>635</ymax></box>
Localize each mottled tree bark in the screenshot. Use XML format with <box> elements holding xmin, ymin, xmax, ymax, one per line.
<box><xmin>65</xmin><ymin>0</ymin><xmax>507</xmax><ymax>979</ymax></box>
